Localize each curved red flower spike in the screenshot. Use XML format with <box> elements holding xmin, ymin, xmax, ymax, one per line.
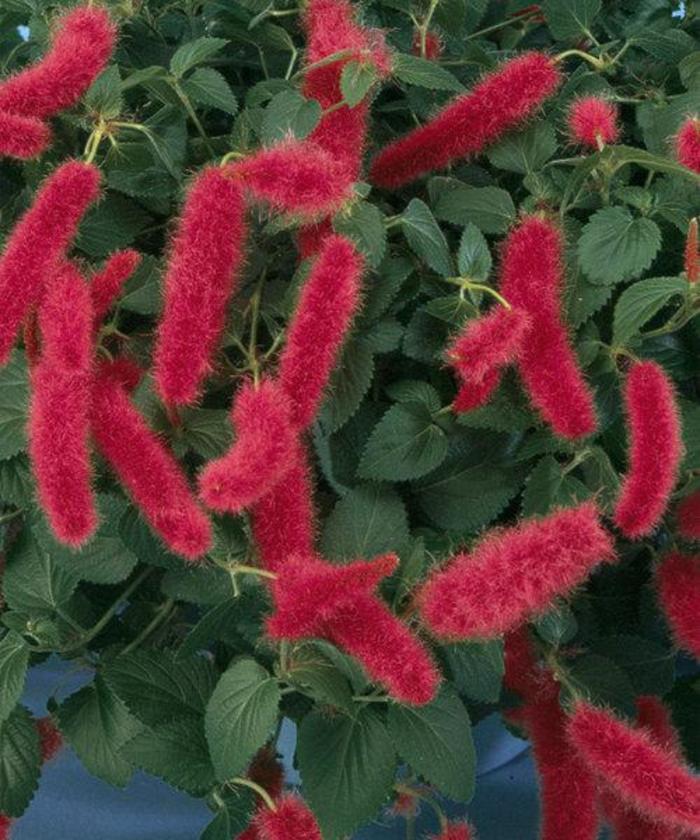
<box><xmin>676</xmin><ymin>118</ymin><xmax>700</xmax><ymax>174</ymax></box>
<box><xmin>0</xmin><ymin>111</ymin><xmax>51</xmax><ymax>159</ymax></box>
<box><xmin>678</xmin><ymin>491</ymin><xmax>700</xmax><ymax>541</ymax></box>
<box><xmin>568</xmin><ymin>96</ymin><xmax>619</xmax><ymax>148</ymax></box>
<box><xmin>656</xmin><ymin>551</ymin><xmax>700</xmax><ymax>660</ymax></box>
<box><xmin>90</xmin><ymin>249</ymin><xmax>141</xmax><ymax>328</ymax></box>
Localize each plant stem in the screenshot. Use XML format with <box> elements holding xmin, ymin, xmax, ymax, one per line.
<box><xmin>119</xmin><ymin>598</ymin><xmax>176</xmax><ymax>657</ymax></box>
<box><xmin>466</xmin><ymin>10</ymin><xmax>539</xmax><ymax>41</ymax></box>
<box><xmin>231</xmin><ymin>777</ymin><xmax>277</xmax><ymax>810</ymax></box>
<box><xmin>172</xmin><ymin>80</ymin><xmax>214</xmax><ymax>154</ymax></box>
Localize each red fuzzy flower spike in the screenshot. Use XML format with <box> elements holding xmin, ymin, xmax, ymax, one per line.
<box><xmin>656</xmin><ymin>551</ymin><xmax>700</xmax><ymax>659</ymax></box>
<box><xmin>0</xmin><ymin>815</ymin><xmax>12</xmax><ymax>840</ymax></box>
<box><xmin>254</xmin><ymin>796</ymin><xmax>322</xmax><ymax>840</ymax></box>
<box><xmin>428</xmin><ymin>822</ymin><xmax>475</xmax><ymax>840</ymax></box>
<box><xmin>0</xmin><ymin>6</ymin><xmax>115</xmax><ymax>119</ymax></box>
<box><xmin>370</xmin><ymin>52</ymin><xmax>561</xmax><ymax>189</ymax></box>
<box><xmin>279</xmin><ymin>234</ymin><xmax>363</xmax><ymax>429</ymax></box>
<box><xmin>566</xmin><ymin>701</ymin><xmax>700</xmax><ymax>836</ymax></box>
<box><xmin>453</xmin><ymin>368</ymin><xmax>501</xmax><ymax>413</ymax></box>
<box><xmin>36</xmin><ymin>716</ymin><xmax>63</xmax><ymax>763</ymax></box>
<box><xmin>499</xmin><ymin>215</ymin><xmax>597</xmax><ymax>439</ymax></box>
<box><xmin>0</xmin><ymin>160</ymin><xmax>100</xmax><ymax>366</ymax></box>
<box><xmin>154</xmin><ymin>167</ymin><xmax>246</xmax><ymax>406</ymax></box>
<box><xmin>678</xmin><ymin>491</ymin><xmax>700</xmax><ymax>541</ymax></box>
<box><xmin>91</xmin><ymin>360</ymin><xmax>212</xmax><ymax>560</ymax></box>
<box><xmin>613</xmin><ymin>361</ymin><xmax>683</xmax><ymax>539</ymax></box>
<box><xmin>685</xmin><ymin>218</ymin><xmax>699</xmax><ymax>283</ymax></box>
<box><xmin>412</xmin><ymin>30</ymin><xmax>443</xmax><ymax>60</ymax></box>
<box><xmin>90</xmin><ymin>249</ymin><xmax>141</xmax><ymax>327</ymax></box>
<box><xmin>29</xmin><ymin>263</ymin><xmax>97</xmax><ymax>546</ymax></box>
<box><xmin>268</xmin><ymin>553</ymin><xmax>440</xmax><ymax>704</ymax></box>
<box><xmin>676</xmin><ymin>117</ymin><xmax>700</xmax><ymax>174</ymax></box>
<box><xmin>199</xmin><ymin>379</ymin><xmax>296</xmax><ymax>513</ymax></box>
<box><xmin>420</xmin><ymin>502</ymin><xmax>614</xmax><ymax>640</ymax></box>
<box><xmin>0</xmin><ymin>111</ymin><xmax>51</xmax><ymax>159</ymax></box>
<box><xmin>568</xmin><ymin>96</ymin><xmax>619</xmax><ymax>149</ymax></box>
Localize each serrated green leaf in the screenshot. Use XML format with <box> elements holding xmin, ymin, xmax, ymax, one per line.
<box><xmin>0</xmin><ymin>705</ymin><xmax>40</xmax><ymax>817</ymax></box>
<box><xmin>521</xmin><ymin>456</ymin><xmax>591</xmax><ymax>517</ymax></box>
<box><xmin>170</xmin><ymin>37</ymin><xmax>228</xmax><ymax>78</ymax></box>
<box><xmin>612</xmin><ymin>276</ymin><xmax>688</xmax><ymax>346</ymax></box>
<box><xmin>443</xmin><ymin>640</ymin><xmax>504</xmax><ymax>703</ymax></box>
<box><xmin>334</xmin><ymin>201</ymin><xmax>386</xmax><ymax>268</ymax></box>
<box><xmin>402</xmin><ymin>199</ymin><xmax>452</xmax><ymax>276</ymax></box>
<box><xmin>534</xmin><ymin>603</ymin><xmax>578</xmax><ymax>646</ymax></box>
<box><xmin>0</xmin><ymin>352</ymin><xmax>29</xmax><ymax>461</ymax></box>
<box><xmin>0</xmin><ymin>632</ymin><xmax>28</xmax><ymax>726</ymax></box>
<box><xmin>261</xmin><ymin>90</ymin><xmax>322</xmax><ymax>144</ymax></box>
<box><xmin>182</xmin><ymin>67</ymin><xmax>238</xmax><ymax>115</ymax></box>
<box><xmin>0</xmin><ymin>456</ymin><xmax>31</xmax><ymax>505</ymax></box>
<box><xmin>385</xmin><ymin>380</ymin><xmax>441</xmax><ymax>412</ymax></box>
<box><xmin>402</xmin><ymin>309</ymin><xmax>448</xmax><ymax>362</ymax></box>
<box><xmin>565</xmin><ymin>654</ymin><xmax>637</xmax><ymax>718</ymax></box>
<box><xmin>340</xmin><ymin>60</ymin><xmax>377</xmax><ymax>107</ymax></box>
<box><xmin>2</xmin><ymin>530</ymin><xmax>78</xmax><ymax>614</ymax></box>
<box><xmin>434</xmin><ymin>185</ymin><xmax>516</xmax><ymax>234</ymax></box>
<box><xmin>542</xmin><ymin>0</ymin><xmax>601</xmax><ymax>39</ymax></box>
<box><xmin>84</xmin><ymin>65</ymin><xmax>123</xmax><ymax>119</ymax></box>
<box><xmin>180</xmin><ymin>408</ymin><xmax>232</xmax><ymax>459</ymax></box>
<box><xmin>457</xmin><ymin>223</ymin><xmax>491</xmax><ymax>281</ymax></box>
<box><xmin>321</xmin><ymin>338</ymin><xmax>375</xmax><ymax>431</ymax></box>
<box><xmin>487</xmin><ymin>121</ymin><xmax>557</xmax><ymax>174</ymax></box>
<box><xmin>392</xmin><ymin>53</ymin><xmax>463</xmax><ymax>91</ymax></box>
<box><xmin>590</xmin><ymin>635</ymin><xmax>674</xmax><ymax>697</ymax></box>
<box><xmin>77</xmin><ymin>194</ymin><xmax>152</xmax><ymax>258</ymax></box>
<box><xmin>285</xmin><ymin>647</ymin><xmax>354</xmax><ymax>714</ymax></box>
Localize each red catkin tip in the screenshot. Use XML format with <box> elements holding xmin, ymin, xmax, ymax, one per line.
<box><xmin>420</xmin><ymin>502</ymin><xmax>615</xmax><ymax>640</ymax></box>
<box><xmin>676</xmin><ymin>117</ymin><xmax>700</xmax><ymax>174</ymax></box>
<box><xmin>36</xmin><ymin>716</ymin><xmax>63</xmax><ymax>763</ymax></box>
<box><xmin>678</xmin><ymin>490</ymin><xmax>700</xmax><ymax>541</ymax></box>
<box><xmin>656</xmin><ymin>551</ymin><xmax>700</xmax><ymax>660</ymax></box>
<box><xmin>613</xmin><ymin>361</ymin><xmax>683</xmax><ymax>539</ymax></box>
<box><xmin>568</xmin><ymin>96</ymin><xmax>619</xmax><ymax>148</ymax></box>
<box><xmin>412</xmin><ymin>30</ymin><xmax>443</xmax><ymax>61</ymax></box>
<box><xmin>254</xmin><ymin>796</ymin><xmax>322</xmax><ymax>840</ymax></box>
<box><xmin>685</xmin><ymin>218</ymin><xmax>699</xmax><ymax>283</ymax></box>
<box><xmin>90</xmin><ymin>249</ymin><xmax>141</xmax><ymax>327</ymax></box>
<box><xmin>429</xmin><ymin>822</ymin><xmax>476</xmax><ymax>840</ymax></box>
<box><xmin>0</xmin><ymin>815</ymin><xmax>12</xmax><ymax>840</ymax></box>
<box><xmin>0</xmin><ymin>111</ymin><xmax>51</xmax><ymax>159</ymax></box>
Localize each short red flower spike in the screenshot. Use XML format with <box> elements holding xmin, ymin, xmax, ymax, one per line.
<box><xmin>678</xmin><ymin>491</ymin><xmax>700</xmax><ymax>541</ymax></box>
<box><xmin>29</xmin><ymin>264</ymin><xmax>97</xmax><ymax>547</ymax></box>
<box><xmin>420</xmin><ymin>502</ymin><xmax>615</xmax><ymax>640</ymax></box>
<box><xmin>412</xmin><ymin>30</ymin><xmax>443</xmax><ymax>61</ymax></box>
<box><xmin>90</xmin><ymin>249</ymin><xmax>141</xmax><ymax>327</ymax></box>
<box><xmin>0</xmin><ymin>815</ymin><xmax>12</xmax><ymax>840</ymax></box>
<box><xmin>199</xmin><ymin>379</ymin><xmax>296</xmax><ymax>513</ymax></box>
<box><xmin>428</xmin><ymin>822</ymin><xmax>476</xmax><ymax>840</ymax></box>
<box><xmin>155</xmin><ymin>167</ymin><xmax>247</xmax><ymax>406</ymax></box>
<box><xmin>91</xmin><ymin>360</ymin><xmax>212</xmax><ymax>560</ymax></box>
<box><xmin>370</xmin><ymin>52</ymin><xmax>561</xmax><ymax>189</ymax></box>
<box><xmin>566</xmin><ymin>701</ymin><xmax>700</xmax><ymax>836</ymax></box>
<box><xmin>656</xmin><ymin>552</ymin><xmax>700</xmax><ymax>659</ymax></box>
<box><xmin>568</xmin><ymin>96</ymin><xmax>619</xmax><ymax>148</ymax></box>
<box><xmin>499</xmin><ymin>215</ymin><xmax>597</xmax><ymax>439</ymax></box>
<box><xmin>684</xmin><ymin>217</ymin><xmax>699</xmax><ymax>283</ymax></box>
<box><xmin>0</xmin><ymin>160</ymin><xmax>100</xmax><ymax>366</ymax></box>
<box><xmin>0</xmin><ymin>6</ymin><xmax>116</xmax><ymax>119</ymax></box>
<box><xmin>268</xmin><ymin>553</ymin><xmax>440</xmax><ymax>704</ymax></box>
<box><xmin>254</xmin><ymin>796</ymin><xmax>322</xmax><ymax>840</ymax></box>
<box><xmin>36</xmin><ymin>716</ymin><xmax>63</xmax><ymax>763</ymax></box>
<box><xmin>0</xmin><ymin>111</ymin><xmax>51</xmax><ymax>159</ymax></box>
<box><xmin>676</xmin><ymin>117</ymin><xmax>700</xmax><ymax>174</ymax></box>
<box><xmin>613</xmin><ymin>361</ymin><xmax>683</xmax><ymax>539</ymax></box>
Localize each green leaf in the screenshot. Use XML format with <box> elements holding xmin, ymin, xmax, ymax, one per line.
<box><xmin>590</xmin><ymin>635</ymin><xmax>674</xmax><ymax>697</ymax></box>
<box><xmin>0</xmin><ymin>456</ymin><xmax>31</xmax><ymax>505</ymax></box>
<box><xmin>612</xmin><ymin>276</ymin><xmax>688</xmax><ymax>346</ymax></box>
<box><xmin>334</xmin><ymin>201</ymin><xmax>386</xmax><ymax>268</ymax></box>
<box><xmin>170</xmin><ymin>37</ymin><xmax>228</xmax><ymax>78</ymax></box>
<box><xmin>542</xmin><ymin>0</ymin><xmax>601</xmax><ymax>39</ymax></box>
<box><xmin>521</xmin><ymin>456</ymin><xmax>591</xmax><ymax>517</ymax></box>
<box><xmin>297</xmin><ymin>707</ymin><xmax>397</xmax><ymax>839</ymax></box>
<box><xmin>388</xmin><ymin>687</ymin><xmax>475</xmax><ymax>801</ymax></box>
<box><xmin>84</xmin><ymin>65</ymin><xmax>123</xmax><ymax>119</ymax></box>
<box><xmin>385</xmin><ymin>380</ymin><xmax>441</xmax><ymax>413</ymax></box>
<box><xmin>77</xmin><ymin>194</ymin><xmax>151</xmax><ymax>258</ymax></box>
<box><xmin>357</xmin><ymin>403</ymin><xmax>448</xmax><ymax>481</ymax></box>
<box><xmin>205</xmin><ymin>658</ymin><xmax>281</xmax><ymax>782</ymax></box>
<box><xmin>182</xmin><ymin>67</ymin><xmax>238</xmax><ymax>115</ymax></box>
<box><xmin>565</xmin><ymin>654</ymin><xmax>637</xmax><ymax>718</ymax></box>
<box><xmin>577</xmin><ymin>207</ymin><xmax>662</xmax><ymax>286</ymax></box>
<box><xmin>261</xmin><ymin>90</ymin><xmax>322</xmax><ymax>144</ymax></box>
<box><xmin>285</xmin><ymin>647</ymin><xmax>354</xmax><ymax>714</ymax></box>
<box><xmin>0</xmin><ymin>632</ymin><xmax>28</xmax><ymax>726</ymax></box>
<box><xmin>118</xmin><ymin>255</ymin><xmax>161</xmax><ymax>315</ymax></box>
<box><xmin>340</xmin><ymin>60</ymin><xmax>377</xmax><ymax>107</ymax></box>
<box><xmin>534</xmin><ymin>603</ymin><xmax>578</xmax><ymax>646</ymax></box>
<box><xmin>392</xmin><ymin>53</ymin><xmax>463</xmax><ymax>91</ymax></box>
<box><xmin>402</xmin><ymin>199</ymin><xmax>452</xmax><ymax>276</ymax></box>
<box><xmin>0</xmin><ymin>351</ymin><xmax>29</xmax><ymax>460</ymax></box>
<box><xmin>0</xmin><ymin>705</ymin><xmax>40</xmax><ymax>817</ymax></box>
<box><xmin>635</xmin><ymin>29</ymin><xmax>696</xmax><ymax>65</ymax></box>
<box><xmin>321</xmin><ymin>339</ymin><xmax>375</xmax><ymax>432</ymax></box>
<box><xmin>457</xmin><ymin>223</ymin><xmax>492</xmax><ymax>281</ymax></box>
<box><xmin>180</xmin><ymin>408</ymin><xmax>232</xmax><ymax>459</ymax></box>
<box><xmin>321</xmin><ymin>484</ymin><xmax>409</xmax><ymax>560</ymax></box>
<box><xmin>434</xmin><ymin>185</ymin><xmax>516</xmax><ymax>234</ymax></box>
<box><xmin>442</xmin><ymin>640</ymin><xmax>504</xmax><ymax>703</ymax></box>
<box><xmin>487</xmin><ymin>121</ymin><xmax>557</xmax><ymax>174</ymax></box>
<box><xmin>2</xmin><ymin>530</ymin><xmax>78</xmax><ymax>614</ymax></box>
<box><xmin>200</xmin><ymin>791</ymin><xmax>256</xmax><ymax>840</ymax></box>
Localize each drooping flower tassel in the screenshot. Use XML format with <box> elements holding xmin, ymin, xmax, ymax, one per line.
<box><xmin>656</xmin><ymin>552</ymin><xmax>700</xmax><ymax>660</ymax></box>
<box><xmin>90</xmin><ymin>249</ymin><xmax>141</xmax><ymax>327</ymax></box>
<box><xmin>0</xmin><ymin>111</ymin><xmax>51</xmax><ymax>159</ymax></box>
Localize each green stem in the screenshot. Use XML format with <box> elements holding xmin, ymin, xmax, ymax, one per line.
<box><xmin>290</xmin><ymin>49</ymin><xmax>356</xmax><ymax>81</ymax></box>
<box><xmin>0</xmin><ymin>509</ymin><xmax>23</xmax><ymax>524</ymax></box>
<box><xmin>443</xmin><ymin>277</ymin><xmax>511</xmax><ymax>309</ymax></box>
<box><xmin>172</xmin><ymin>80</ymin><xmax>214</xmax><ymax>154</ymax></box>
<box><xmin>465</xmin><ymin>10</ymin><xmax>539</xmax><ymax>40</ymax></box>
<box><xmin>230</xmin><ymin>564</ymin><xmax>277</xmax><ymax>580</ymax></box>
<box><xmin>394</xmin><ymin>784</ymin><xmax>447</xmax><ymax>831</ymax></box>
<box><xmin>231</xmin><ymin>777</ymin><xmax>277</xmax><ymax>811</ymax></box>
<box><xmin>554</xmin><ymin>50</ymin><xmax>606</xmax><ymax>70</ymax></box>
<box><xmin>418</xmin><ymin>0</ymin><xmax>440</xmax><ymax>58</ymax></box>
<box><xmin>119</xmin><ymin>598</ymin><xmax>176</xmax><ymax>657</ymax></box>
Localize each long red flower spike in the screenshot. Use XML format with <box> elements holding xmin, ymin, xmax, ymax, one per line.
<box><xmin>36</xmin><ymin>716</ymin><xmax>63</xmax><ymax>763</ymax></box>
<box><xmin>420</xmin><ymin>502</ymin><xmax>615</xmax><ymax>640</ymax></box>
<box><xmin>268</xmin><ymin>553</ymin><xmax>440</xmax><ymax>705</ymax></box>
<box><xmin>0</xmin><ymin>111</ymin><xmax>51</xmax><ymax>159</ymax></box>
<box><xmin>279</xmin><ymin>234</ymin><xmax>363</xmax><ymax>429</ymax></box>
<box><xmin>499</xmin><ymin>215</ymin><xmax>597</xmax><ymax>439</ymax></box>
<box><xmin>428</xmin><ymin>822</ymin><xmax>475</xmax><ymax>839</ymax></box>
<box><xmin>0</xmin><ymin>160</ymin><xmax>100</xmax><ymax>366</ymax></box>
<box><xmin>656</xmin><ymin>552</ymin><xmax>700</xmax><ymax>659</ymax></box>
<box><xmin>90</xmin><ymin>249</ymin><xmax>141</xmax><ymax>327</ymax></box>
<box><xmin>370</xmin><ymin>52</ymin><xmax>561</xmax><ymax>189</ymax></box>
<box><xmin>566</xmin><ymin>701</ymin><xmax>700</xmax><ymax>836</ymax></box>
<box><xmin>253</xmin><ymin>796</ymin><xmax>322</xmax><ymax>840</ymax></box>
<box><xmin>29</xmin><ymin>263</ymin><xmax>97</xmax><ymax>546</ymax></box>
<box><xmin>678</xmin><ymin>491</ymin><xmax>700</xmax><ymax>540</ymax></box>
<box><xmin>91</xmin><ymin>360</ymin><xmax>212</xmax><ymax>560</ymax></box>
<box><xmin>154</xmin><ymin>166</ymin><xmax>247</xmax><ymax>406</ymax></box>
<box><xmin>0</xmin><ymin>5</ymin><xmax>115</xmax><ymax>120</ymax></box>
<box><xmin>613</xmin><ymin>361</ymin><xmax>683</xmax><ymax>539</ymax></box>
<box><xmin>568</xmin><ymin>97</ymin><xmax>619</xmax><ymax>148</ymax></box>
<box><xmin>685</xmin><ymin>217</ymin><xmax>699</xmax><ymax>283</ymax></box>
<box><xmin>199</xmin><ymin>379</ymin><xmax>296</xmax><ymax>513</ymax></box>
<box><xmin>676</xmin><ymin>117</ymin><xmax>700</xmax><ymax>174</ymax></box>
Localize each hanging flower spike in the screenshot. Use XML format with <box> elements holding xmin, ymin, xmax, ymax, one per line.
<box><xmin>279</xmin><ymin>234</ymin><xmax>363</xmax><ymax>430</ymax></box>
<box><xmin>90</xmin><ymin>249</ymin><xmax>141</xmax><ymax>328</ymax></box>
<box><xmin>613</xmin><ymin>361</ymin><xmax>683</xmax><ymax>539</ymax></box>
<box><xmin>567</xmin><ymin>96</ymin><xmax>619</xmax><ymax>149</ymax></box>
<box><xmin>676</xmin><ymin>117</ymin><xmax>700</xmax><ymax>174</ymax></box>
<box><xmin>91</xmin><ymin>359</ymin><xmax>212</xmax><ymax>560</ymax></box>
<box><xmin>36</xmin><ymin>716</ymin><xmax>63</xmax><ymax>763</ymax></box>
<box><xmin>420</xmin><ymin>502</ymin><xmax>615</xmax><ymax>640</ymax></box>
<box><xmin>656</xmin><ymin>552</ymin><xmax>700</xmax><ymax>659</ymax></box>
<box><xmin>154</xmin><ymin>166</ymin><xmax>247</xmax><ymax>407</ymax></box>
<box><xmin>0</xmin><ymin>111</ymin><xmax>51</xmax><ymax>159</ymax></box>
<box><xmin>499</xmin><ymin>214</ymin><xmax>597</xmax><ymax>439</ymax></box>
<box><xmin>453</xmin><ymin>368</ymin><xmax>501</xmax><ymax>413</ymax></box>
<box><xmin>29</xmin><ymin>263</ymin><xmax>97</xmax><ymax>546</ymax></box>
<box><xmin>678</xmin><ymin>491</ymin><xmax>700</xmax><ymax>541</ymax></box>
<box><xmin>0</xmin><ymin>5</ymin><xmax>115</xmax><ymax>119</ymax></box>
<box><xmin>503</xmin><ymin>627</ymin><xmax>542</xmax><ymax>698</ymax></box>
<box><xmin>0</xmin><ymin>160</ymin><xmax>100</xmax><ymax>366</ymax></box>
<box><xmin>268</xmin><ymin>553</ymin><xmax>441</xmax><ymax>705</ymax></box>
<box><xmin>370</xmin><ymin>52</ymin><xmax>561</xmax><ymax>189</ymax></box>
<box><xmin>566</xmin><ymin>701</ymin><xmax>700</xmax><ymax>836</ymax></box>
<box><xmin>247</xmin><ymin>746</ymin><xmax>285</xmax><ymax>802</ymax></box>
<box><xmin>253</xmin><ymin>796</ymin><xmax>322</xmax><ymax>840</ymax></box>
<box><xmin>199</xmin><ymin>379</ymin><xmax>296</xmax><ymax>513</ymax></box>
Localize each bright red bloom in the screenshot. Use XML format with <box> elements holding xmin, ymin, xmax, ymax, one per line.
<box><xmin>428</xmin><ymin>822</ymin><xmax>475</xmax><ymax>840</ymax></box>
<box><xmin>29</xmin><ymin>264</ymin><xmax>96</xmax><ymax>546</ymax></box>
<box><xmin>676</xmin><ymin>118</ymin><xmax>700</xmax><ymax>174</ymax></box>
<box><xmin>0</xmin><ymin>815</ymin><xmax>12</xmax><ymax>840</ymax></box>
<box><xmin>420</xmin><ymin>502</ymin><xmax>614</xmax><ymax>640</ymax></box>
<box><xmin>268</xmin><ymin>553</ymin><xmax>440</xmax><ymax>704</ymax></box>
<box><xmin>499</xmin><ymin>215</ymin><xmax>597</xmax><ymax>439</ymax></box>
<box><xmin>91</xmin><ymin>360</ymin><xmax>212</xmax><ymax>560</ymax></box>
<box><xmin>0</xmin><ymin>6</ymin><xmax>115</xmax><ymax>119</ymax></box>
<box><xmin>685</xmin><ymin>217</ymin><xmax>699</xmax><ymax>283</ymax></box>
<box><xmin>566</xmin><ymin>701</ymin><xmax>700</xmax><ymax>836</ymax></box>
<box><xmin>279</xmin><ymin>234</ymin><xmax>363</xmax><ymax>429</ymax></box>
<box><xmin>199</xmin><ymin>379</ymin><xmax>296</xmax><ymax>513</ymax></box>
<box><xmin>412</xmin><ymin>30</ymin><xmax>443</xmax><ymax>60</ymax></box>
<box><xmin>36</xmin><ymin>716</ymin><xmax>63</xmax><ymax>763</ymax></box>
<box><xmin>453</xmin><ymin>368</ymin><xmax>501</xmax><ymax>413</ymax></box>
<box><xmin>613</xmin><ymin>361</ymin><xmax>682</xmax><ymax>539</ymax></box>
<box><xmin>678</xmin><ymin>491</ymin><xmax>700</xmax><ymax>540</ymax></box>
<box><xmin>568</xmin><ymin>97</ymin><xmax>619</xmax><ymax>148</ymax></box>
<box><xmin>253</xmin><ymin>796</ymin><xmax>322</xmax><ymax>840</ymax></box>
<box><xmin>0</xmin><ymin>111</ymin><xmax>50</xmax><ymax>159</ymax></box>
<box><xmin>656</xmin><ymin>552</ymin><xmax>700</xmax><ymax>659</ymax></box>
<box><xmin>90</xmin><ymin>249</ymin><xmax>141</xmax><ymax>327</ymax></box>
<box><xmin>154</xmin><ymin>167</ymin><xmax>246</xmax><ymax>406</ymax></box>
<box><xmin>0</xmin><ymin>160</ymin><xmax>100</xmax><ymax>365</ymax></box>
<box><xmin>370</xmin><ymin>53</ymin><xmax>561</xmax><ymax>189</ymax></box>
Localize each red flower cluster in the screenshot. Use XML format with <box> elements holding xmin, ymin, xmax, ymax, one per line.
<box><xmin>251</xmin><ymin>796</ymin><xmax>322</xmax><ymax>840</ymax></box>
<box><xmin>567</xmin><ymin>96</ymin><xmax>619</xmax><ymax>148</ymax></box>
<box><xmin>613</xmin><ymin>361</ymin><xmax>682</xmax><ymax>539</ymax></box>
<box><xmin>656</xmin><ymin>552</ymin><xmax>700</xmax><ymax>659</ymax></box>
<box><xmin>676</xmin><ymin>117</ymin><xmax>700</xmax><ymax>174</ymax></box>
<box><xmin>420</xmin><ymin>502</ymin><xmax>614</xmax><ymax>640</ymax></box>
<box><xmin>678</xmin><ymin>491</ymin><xmax>700</xmax><ymax>540</ymax></box>
<box><xmin>90</xmin><ymin>249</ymin><xmax>141</xmax><ymax>327</ymax></box>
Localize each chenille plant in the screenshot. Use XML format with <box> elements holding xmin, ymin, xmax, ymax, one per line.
<box><xmin>0</xmin><ymin>1</ymin><xmax>699</xmax><ymax>839</ymax></box>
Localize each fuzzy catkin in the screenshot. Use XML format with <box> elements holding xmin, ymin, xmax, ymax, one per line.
<box><xmin>90</xmin><ymin>249</ymin><xmax>141</xmax><ymax>327</ymax></box>
<box><xmin>677</xmin><ymin>118</ymin><xmax>700</xmax><ymax>174</ymax></box>
<box><xmin>420</xmin><ymin>502</ymin><xmax>615</xmax><ymax>640</ymax></box>
<box><xmin>0</xmin><ymin>111</ymin><xmax>51</xmax><ymax>159</ymax></box>
<box><xmin>429</xmin><ymin>823</ymin><xmax>475</xmax><ymax>840</ymax></box>
<box><xmin>370</xmin><ymin>52</ymin><xmax>561</xmax><ymax>189</ymax></box>
<box><xmin>0</xmin><ymin>161</ymin><xmax>100</xmax><ymax>365</ymax></box>
<box><xmin>567</xmin><ymin>97</ymin><xmax>619</xmax><ymax>148</ymax></box>
<box><xmin>685</xmin><ymin>218</ymin><xmax>699</xmax><ymax>283</ymax></box>
<box><xmin>678</xmin><ymin>491</ymin><xmax>700</xmax><ymax>541</ymax></box>
<box><xmin>254</xmin><ymin>796</ymin><xmax>322</xmax><ymax>840</ymax></box>
<box><xmin>613</xmin><ymin>361</ymin><xmax>683</xmax><ymax>539</ymax></box>
<box><xmin>656</xmin><ymin>552</ymin><xmax>700</xmax><ymax>659</ymax></box>
<box><xmin>453</xmin><ymin>368</ymin><xmax>501</xmax><ymax>413</ymax></box>
<box><xmin>154</xmin><ymin>167</ymin><xmax>246</xmax><ymax>406</ymax></box>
